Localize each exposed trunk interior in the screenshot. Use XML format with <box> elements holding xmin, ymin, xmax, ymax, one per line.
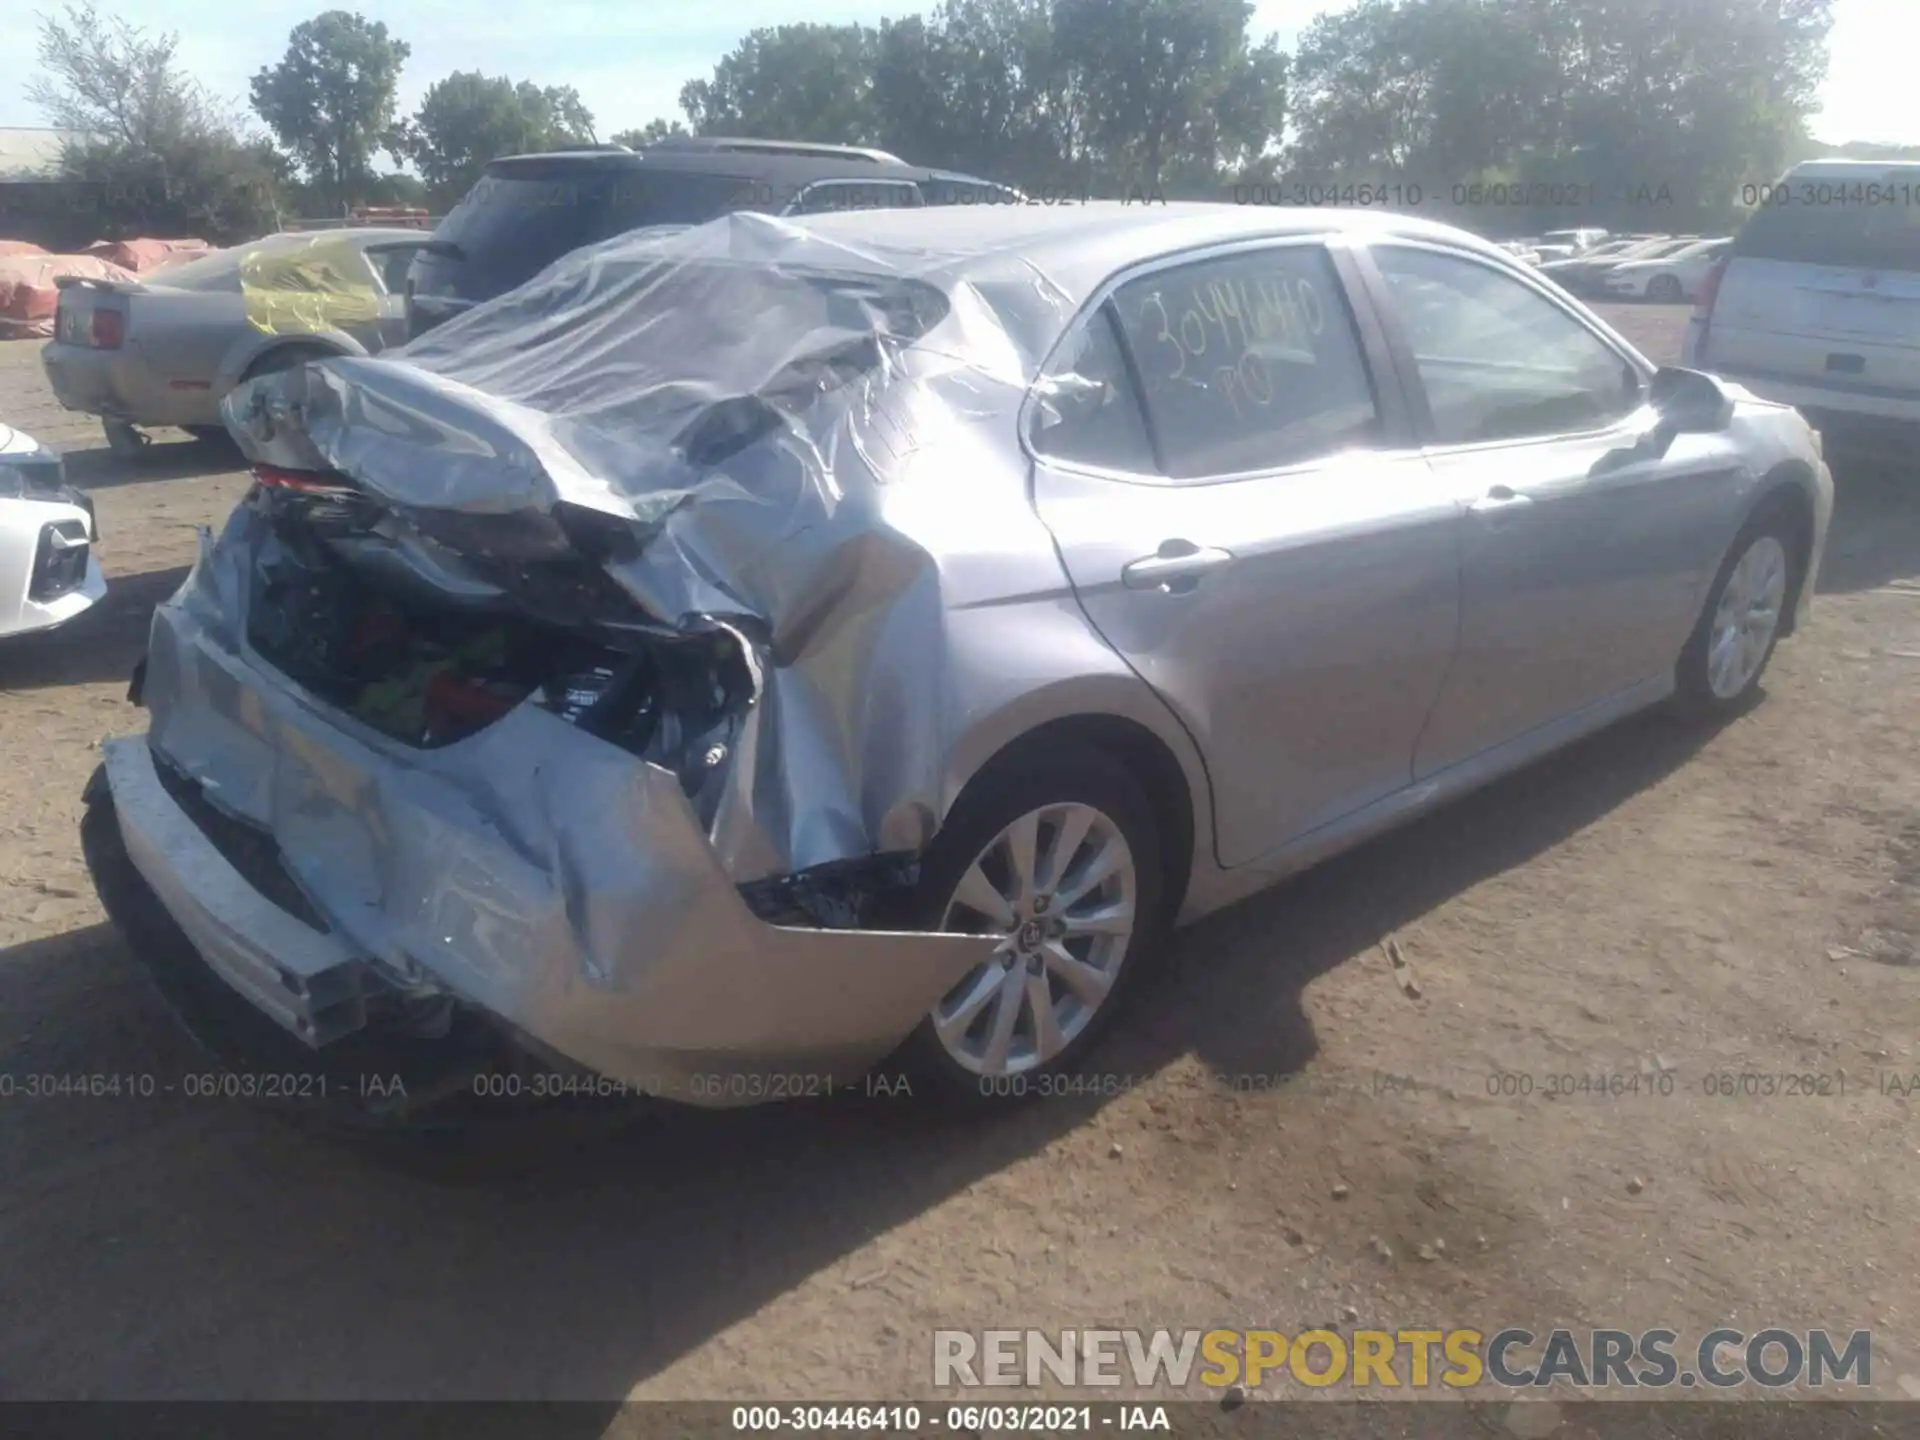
<box><xmin>240</xmin><ymin>476</ymin><xmax>755</xmax><ymax>815</ymax></box>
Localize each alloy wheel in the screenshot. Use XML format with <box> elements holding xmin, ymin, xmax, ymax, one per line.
<box><xmin>930</xmin><ymin>802</ymin><xmax>1138</xmax><ymax>1076</ymax></box>
<box><xmin>1707</xmin><ymin>534</ymin><xmax>1788</xmax><ymax>700</ymax></box>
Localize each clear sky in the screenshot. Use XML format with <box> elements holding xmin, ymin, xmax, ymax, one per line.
<box><xmin>2</xmin><ymin>0</ymin><xmax>1910</xmax><ymax>147</ymax></box>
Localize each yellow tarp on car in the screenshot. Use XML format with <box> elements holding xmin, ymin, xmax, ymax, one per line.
<box><xmin>241</xmin><ymin>235</ymin><xmax>382</xmax><ymax>335</ymax></box>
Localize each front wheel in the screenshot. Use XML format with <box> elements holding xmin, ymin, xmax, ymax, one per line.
<box><xmin>1674</xmin><ymin>511</ymin><xmax>1798</xmax><ymax>717</ymax></box>
<box><xmin>1647</xmin><ymin>274</ymin><xmax>1684</xmax><ymax>303</ymax></box>
<box><xmin>894</xmin><ymin>749</ymin><xmax>1166</xmax><ymax>1105</ymax></box>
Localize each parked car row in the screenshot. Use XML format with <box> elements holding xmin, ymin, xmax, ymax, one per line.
<box><xmin>54</xmin><ymin>165</ymin><xmax>1840</xmax><ymax>1128</ymax></box>
<box><xmin>1537</xmin><ymin>234</ymin><xmax>1733</xmax><ymax>299</ymax></box>
<box><xmin>40</xmin><ymin>140</ymin><xmax>1021</xmax><ymax>455</ymax></box>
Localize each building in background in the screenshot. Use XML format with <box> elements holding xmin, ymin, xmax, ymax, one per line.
<box><xmin>0</xmin><ymin>129</ymin><xmax>81</xmax><ymax>181</ymax></box>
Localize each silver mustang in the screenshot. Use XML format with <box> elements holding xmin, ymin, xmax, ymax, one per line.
<box><xmin>81</xmin><ymin>204</ymin><xmax>1831</xmax><ymax>1118</ymax></box>
<box><xmin>40</xmin><ymin>228</ymin><xmax>436</xmax><ymax>458</ymax></box>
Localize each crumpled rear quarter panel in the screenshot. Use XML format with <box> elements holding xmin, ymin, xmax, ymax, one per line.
<box><xmin>138</xmin><ymin>582</ymin><xmax>995</xmax><ymax>1100</ymax></box>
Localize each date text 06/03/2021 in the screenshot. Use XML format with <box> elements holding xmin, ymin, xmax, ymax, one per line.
<box><xmin>0</xmin><ymin>1071</ymin><xmax>408</xmax><ymax>1101</ymax></box>
<box><xmin>728</xmin><ymin>1405</ymin><xmax>1173</xmax><ymax>1433</ymax></box>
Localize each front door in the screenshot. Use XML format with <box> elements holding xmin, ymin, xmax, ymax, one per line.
<box><xmin>1362</xmin><ymin>242</ymin><xmax>1738</xmax><ymax>777</ymax></box>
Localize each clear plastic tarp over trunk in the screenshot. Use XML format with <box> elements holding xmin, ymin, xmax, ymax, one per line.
<box><xmin>219</xmin><ymin>209</ymin><xmax>1079</xmax><ymax>879</ymax></box>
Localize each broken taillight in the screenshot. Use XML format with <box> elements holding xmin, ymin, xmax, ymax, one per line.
<box><xmin>252</xmin><ymin>463</ymin><xmax>355</xmax><ymax>496</ymax></box>
<box><xmin>90</xmin><ymin>309</ymin><xmax>124</xmax><ymax>349</ymax></box>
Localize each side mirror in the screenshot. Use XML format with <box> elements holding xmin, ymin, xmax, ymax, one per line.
<box><xmin>1648</xmin><ymin>366</ymin><xmax>1734</xmax><ymax>434</ymax></box>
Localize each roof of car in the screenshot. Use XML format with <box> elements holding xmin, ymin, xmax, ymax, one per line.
<box><xmin>1786</xmin><ymin>158</ymin><xmax>1920</xmax><ymax>177</ymax></box>
<box><xmin>782</xmin><ymin>201</ymin><xmax>1493</xmax><ymax>302</ymax></box>
<box><xmin>485</xmin><ymin>145</ymin><xmax>991</xmax><ymax>188</ymax></box>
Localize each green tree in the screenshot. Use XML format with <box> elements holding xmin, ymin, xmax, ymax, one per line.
<box><xmin>1054</xmin><ymin>0</ymin><xmax>1286</xmax><ymax>190</ymax></box>
<box><xmin>1286</xmin><ymin>0</ymin><xmax>1833</xmax><ymax>232</ymax></box>
<box><xmin>27</xmin><ymin>2</ymin><xmax>282</xmax><ymax>243</ymax></box>
<box><xmin>397</xmin><ymin>72</ymin><xmax>597</xmax><ymax>203</ymax></box>
<box><xmin>610</xmin><ymin>118</ymin><xmax>690</xmax><ymax>148</ymax></box>
<box><xmin>251</xmin><ymin>10</ymin><xmax>410</xmax><ymax>214</ymax></box>
<box><xmin>679</xmin><ymin>24</ymin><xmax>882</xmax><ymax>144</ymax></box>
<box><xmin>678</xmin><ymin>0</ymin><xmax>1284</xmax><ymax>196</ymax></box>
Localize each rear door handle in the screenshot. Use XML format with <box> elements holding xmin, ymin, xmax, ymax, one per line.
<box><xmin>1468</xmin><ymin>485</ymin><xmax>1534</xmax><ymax>515</ymax></box>
<box><xmin>1122</xmin><ymin>541</ymin><xmax>1236</xmax><ymax>591</ymax></box>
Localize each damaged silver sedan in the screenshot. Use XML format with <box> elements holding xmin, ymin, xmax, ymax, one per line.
<box><xmin>81</xmin><ymin>204</ymin><xmax>1832</xmax><ymax>1118</ymax></box>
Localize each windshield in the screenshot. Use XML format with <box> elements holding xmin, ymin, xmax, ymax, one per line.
<box><xmin>1735</xmin><ymin>193</ymin><xmax>1920</xmax><ymax>272</ymax></box>
<box><xmin>410</xmin><ymin>168</ymin><xmax>759</xmax><ymax>302</ymax></box>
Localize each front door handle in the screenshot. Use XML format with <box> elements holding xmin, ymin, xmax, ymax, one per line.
<box><xmin>1122</xmin><ymin>540</ymin><xmax>1236</xmax><ymax>591</ymax></box>
<box><xmin>1468</xmin><ymin>485</ymin><xmax>1534</xmax><ymax>516</ymax></box>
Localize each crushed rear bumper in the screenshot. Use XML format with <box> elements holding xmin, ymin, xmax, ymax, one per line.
<box><xmin>83</xmin><ymin>594</ymin><xmax>995</xmax><ymax>1108</ymax></box>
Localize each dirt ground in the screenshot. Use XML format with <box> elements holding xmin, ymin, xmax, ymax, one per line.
<box><xmin>1</xmin><ymin>306</ymin><xmax>1918</xmax><ymax>1406</ymax></box>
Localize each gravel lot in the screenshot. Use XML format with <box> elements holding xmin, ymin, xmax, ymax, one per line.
<box><xmin>2</xmin><ymin>305</ymin><xmax>1918</xmax><ymax>1404</ymax></box>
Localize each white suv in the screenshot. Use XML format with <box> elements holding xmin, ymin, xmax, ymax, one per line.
<box><xmin>1684</xmin><ymin>159</ymin><xmax>1920</xmax><ymax>438</ymax></box>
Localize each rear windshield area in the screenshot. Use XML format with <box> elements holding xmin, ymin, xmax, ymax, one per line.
<box><xmin>403</xmin><ymin>247</ymin><xmax>952</xmax><ymax>466</ymax></box>
<box><xmin>414</xmin><ymin>168</ymin><xmax>760</xmax><ymax>300</ymax></box>
<box><xmin>1735</xmin><ymin>188</ymin><xmax>1920</xmax><ymax>272</ymax></box>
<box><xmin>146</xmin><ymin>232</ymin><xmax>324</xmax><ymax>292</ymax></box>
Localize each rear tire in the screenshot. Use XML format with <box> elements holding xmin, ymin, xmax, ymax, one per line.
<box><xmin>1647</xmin><ymin>274</ymin><xmax>1684</xmax><ymax>303</ymax></box>
<box><xmin>892</xmin><ymin>746</ymin><xmax>1167</xmax><ymax>1107</ymax></box>
<box><xmin>1673</xmin><ymin>504</ymin><xmax>1800</xmax><ymax>718</ymax></box>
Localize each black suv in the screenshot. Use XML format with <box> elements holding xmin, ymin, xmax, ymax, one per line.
<box><xmin>405</xmin><ymin>138</ymin><xmax>1017</xmax><ymax>338</ymax></box>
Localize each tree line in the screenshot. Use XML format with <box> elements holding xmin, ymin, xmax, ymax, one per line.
<box><xmin>15</xmin><ymin>0</ymin><xmax>1872</xmax><ymax>246</ymax></box>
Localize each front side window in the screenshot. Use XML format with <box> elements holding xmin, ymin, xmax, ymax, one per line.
<box><xmin>1373</xmin><ymin>246</ymin><xmax>1644</xmax><ymax>445</ymax></box>
<box><xmin>1110</xmin><ymin>245</ymin><xmax>1382</xmax><ymax>478</ymax></box>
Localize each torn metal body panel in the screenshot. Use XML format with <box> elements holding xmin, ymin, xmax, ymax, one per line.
<box><xmin>125</xmin><ymin>570</ymin><xmax>995</xmax><ymax>1099</ymax></box>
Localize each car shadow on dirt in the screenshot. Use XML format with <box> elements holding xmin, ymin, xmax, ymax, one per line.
<box><xmin>0</xmin><ymin>564</ymin><xmax>184</xmax><ymax>692</ymax></box>
<box><xmin>0</xmin><ymin>700</ymin><xmax>1730</xmax><ymax>1401</ymax></box>
<box><xmin>1815</xmin><ymin>454</ymin><xmax>1920</xmax><ymax>595</ymax></box>
<box><xmin>60</xmin><ymin>433</ymin><xmax>242</xmax><ymax>493</ymax></box>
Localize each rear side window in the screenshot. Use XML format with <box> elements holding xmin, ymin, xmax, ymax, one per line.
<box><xmin>424</xmin><ymin>173</ymin><xmax>607</xmax><ymax>296</ymax></box>
<box><xmin>1110</xmin><ymin>246</ymin><xmax>1381</xmax><ymax>478</ymax></box>
<box><xmin>145</xmin><ymin>249</ymin><xmax>241</xmax><ymax>291</ymax></box>
<box><xmin>1735</xmin><ymin>185</ymin><xmax>1920</xmax><ymax>272</ymax></box>
<box><xmin>422</xmin><ymin>169</ymin><xmax>760</xmax><ymax>299</ymax></box>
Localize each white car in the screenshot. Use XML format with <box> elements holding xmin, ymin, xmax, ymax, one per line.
<box><xmin>1539</xmin><ymin>227</ymin><xmax>1610</xmax><ymax>254</ymax></box>
<box><xmin>1685</xmin><ymin>158</ymin><xmax>1920</xmax><ymax>437</ymax></box>
<box><xmin>1603</xmin><ymin>238</ymin><xmax>1732</xmax><ymax>302</ymax></box>
<box><xmin>0</xmin><ymin>422</ymin><xmax>105</xmax><ymax>639</ymax></box>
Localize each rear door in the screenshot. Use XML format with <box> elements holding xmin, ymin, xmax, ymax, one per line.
<box><xmin>1029</xmin><ymin>237</ymin><xmax>1462</xmax><ymax>868</ymax></box>
<box><xmin>1701</xmin><ymin>173</ymin><xmax>1920</xmax><ymax>396</ymax></box>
